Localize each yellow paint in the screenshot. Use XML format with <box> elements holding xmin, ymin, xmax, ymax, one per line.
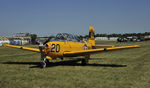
<box><xmin>46</xmin><ymin>56</ymin><xmax>52</xmax><ymax>59</ymax></box>
<box><xmin>88</xmin><ymin>26</ymin><xmax>95</xmax><ymax>46</ymax></box>
<box><xmin>4</xmin><ymin>44</ymin><xmax>40</xmax><ymax>52</ymax></box>
<box><xmin>45</xmin><ymin>41</ymin><xmax>86</xmax><ymax>58</ymax></box>
<box><xmin>95</xmin><ymin>45</ymin><xmax>115</xmax><ymax>47</ymax></box>
<box><xmin>63</xmin><ymin>45</ymin><xmax>140</xmax><ymax>56</ymax></box>
<box><xmin>106</xmin><ymin>45</ymin><xmax>140</xmax><ymax>50</ymax></box>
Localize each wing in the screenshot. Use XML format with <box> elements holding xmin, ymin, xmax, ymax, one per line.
<box><xmin>63</xmin><ymin>45</ymin><xmax>140</xmax><ymax>57</ymax></box>
<box><xmin>3</xmin><ymin>44</ymin><xmax>53</xmax><ymax>59</ymax></box>
<box><xmin>94</xmin><ymin>45</ymin><xmax>114</xmax><ymax>47</ymax></box>
<box><xmin>3</xmin><ymin>44</ymin><xmax>40</xmax><ymax>52</ymax></box>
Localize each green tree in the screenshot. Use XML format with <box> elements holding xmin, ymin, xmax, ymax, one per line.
<box><xmin>31</xmin><ymin>34</ymin><xmax>37</xmax><ymax>44</ymax></box>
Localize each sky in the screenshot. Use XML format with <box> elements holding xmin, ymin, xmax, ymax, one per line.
<box><xmin>0</xmin><ymin>0</ymin><xmax>150</xmax><ymax>36</ymax></box>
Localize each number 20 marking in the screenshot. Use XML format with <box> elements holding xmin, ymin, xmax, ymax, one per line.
<box><xmin>51</xmin><ymin>44</ymin><xmax>60</xmax><ymax>52</ymax></box>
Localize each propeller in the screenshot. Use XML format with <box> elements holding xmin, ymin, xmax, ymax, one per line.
<box><xmin>39</xmin><ymin>37</ymin><xmax>53</xmax><ymax>68</ymax></box>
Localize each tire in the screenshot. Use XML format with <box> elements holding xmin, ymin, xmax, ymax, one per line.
<box><xmin>41</xmin><ymin>61</ymin><xmax>46</xmax><ymax>68</ymax></box>
<box><xmin>46</xmin><ymin>59</ymin><xmax>50</xmax><ymax>63</ymax></box>
<box><xmin>81</xmin><ymin>59</ymin><xmax>87</xmax><ymax>66</ymax></box>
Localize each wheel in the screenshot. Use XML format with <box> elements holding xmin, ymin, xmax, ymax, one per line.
<box><xmin>46</xmin><ymin>59</ymin><xmax>50</xmax><ymax>63</ymax></box>
<box><xmin>81</xmin><ymin>59</ymin><xmax>87</xmax><ymax>66</ymax></box>
<box><xmin>41</xmin><ymin>57</ymin><xmax>47</xmax><ymax>68</ymax></box>
<box><xmin>41</xmin><ymin>61</ymin><xmax>46</xmax><ymax>68</ymax></box>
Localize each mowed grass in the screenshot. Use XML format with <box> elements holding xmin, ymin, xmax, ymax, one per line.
<box><xmin>0</xmin><ymin>41</ymin><xmax>150</xmax><ymax>88</ymax></box>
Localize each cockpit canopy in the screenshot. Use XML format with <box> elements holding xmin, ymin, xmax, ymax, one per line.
<box><xmin>53</xmin><ymin>33</ymin><xmax>83</xmax><ymax>42</ymax></box>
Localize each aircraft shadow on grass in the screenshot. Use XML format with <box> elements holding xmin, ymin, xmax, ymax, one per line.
<box><xmin>2</xmin><ymin>58</ymin><xmax>127</xmax><ymax>68</ymax></box>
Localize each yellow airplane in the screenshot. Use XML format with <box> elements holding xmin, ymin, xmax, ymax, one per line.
<box><xmin>3</xmin><ymin>26</ymin><xmax>140</xmax><ymax>68</ymax></box>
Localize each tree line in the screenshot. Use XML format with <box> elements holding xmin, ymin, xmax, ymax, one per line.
<box><xmin>31</xmin><ymin>32</ymin><xmax>150</xmax><ymax>44</ymax></box>
<box><xmin>78</xmin><ymin>32</ymin><xmax>150</xmax><ymax>39</ymax></box>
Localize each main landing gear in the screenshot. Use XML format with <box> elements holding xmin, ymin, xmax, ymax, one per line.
<box><xmin>39</xmin><ymin>44</ymin><xmax>49</xmax><ymax>68</ymax></box>
<box><xmin>41</xmin><ymin>57</ymin><xmax>47</xmax><ymax>68</ymax></box>
<box><xmin>81</xmin><ymin>55</ymin><xmax>90</xmax><ymax>65</ymax></box>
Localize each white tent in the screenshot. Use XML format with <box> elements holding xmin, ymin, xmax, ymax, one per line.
<box><xmin>0</xmin><ymin>40</ymin><xmax>10</xmax><ymax>46</ymax></box>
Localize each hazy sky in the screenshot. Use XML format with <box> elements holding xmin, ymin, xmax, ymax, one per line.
<box><xmin>0</xmin><ymin>0</ymin><xmax>150</xmax><ymax>36</ymax></box>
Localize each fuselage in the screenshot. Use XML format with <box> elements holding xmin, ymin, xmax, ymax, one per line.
<box><xmin>41</xmin><ymin>28</ymin><xmax>95</xmax><ymax>59</ymax></box>
<box><xmin>44</xmin><ymin>41</ymin><xmax>92</xmax><ymax>59</ymax></box>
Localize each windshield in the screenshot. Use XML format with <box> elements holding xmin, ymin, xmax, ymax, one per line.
<box><xmin>53</xmin><ymin>33</ymin><xmax>83</xmax><ymax>42</ymax></box>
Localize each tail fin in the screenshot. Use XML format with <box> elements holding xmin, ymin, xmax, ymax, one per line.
<box><xmin>88</xmin><ymin>26</ymin><xmax>95</xmax><ymax>46</ymax></box>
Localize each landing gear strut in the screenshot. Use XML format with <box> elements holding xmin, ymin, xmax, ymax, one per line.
<box><xmin>39</xmin><ymin>44</ymin><xmax>48</xmax><ymax>68</ymax></box>
<box><xmin>41</xmin><ymin>57</ymin><xmax>50</xmax><ymax>68</ymax></box>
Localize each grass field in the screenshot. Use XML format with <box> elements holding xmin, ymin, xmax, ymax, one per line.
<box><xmin>0</xmin><ymin>41</ymin><xmax>150</xmax><ymax>88</ymax></box>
